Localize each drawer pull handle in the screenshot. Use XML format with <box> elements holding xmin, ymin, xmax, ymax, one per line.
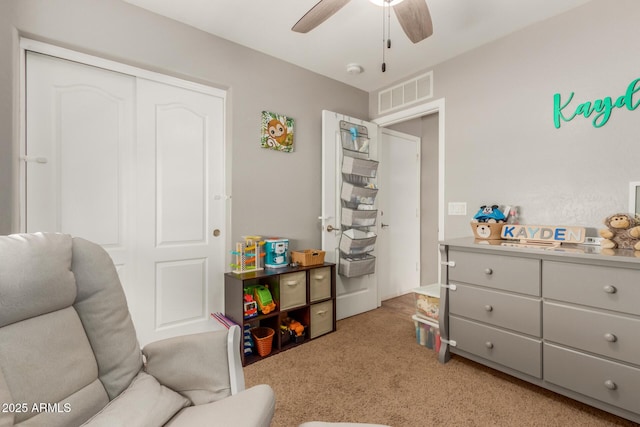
<box><xmin>485</xmin><ymin>341</ymin><xmax>494</xmax><ymax>349</ymax></box>
<box><xmin>314</xmin><ymin>275</ymin><xmax>325</xmax><ymax>280</ymax></box>
<box><xmin>286</xmin><ymin>281</ymin><xmax>299</xmax><ymax>286</ymax></box>
<box><xmin>316</xmin><ymin>310</ymin><xmax>328</xmax><ymax>316</ymax></box>
<box><xmin>484</xmin><ymin>268</ymin><xmax>493</xmax><ymax>275</ymax></box>
<box><xmin>603</xmin><ymin>285</ymin><xmax>617</xmax><ymax>294</ymax></box>
<box><xmin>484</xmin><ymin>305</ymin><xmax>493</xmax><ymax>312</ymax></box>
<box><xmin>604</xmin><ymin>333</ymin><xmax>617</xmax><ymax>342</ymax></box>
<box><xmin>604</xmin><ymin>380</ymin><xmax>617</xmax><ymax>390</ymax></box>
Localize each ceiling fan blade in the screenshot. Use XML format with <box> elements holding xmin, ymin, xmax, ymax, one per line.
<box><xmin>393</xmin><ymin>0</ymin><xmax>433</xmax><ymax>43</ymax></box>
<box><xmin>292</xmin><ymin>0</ymin><xmax>352</xmax><ymax>33</ymax></box>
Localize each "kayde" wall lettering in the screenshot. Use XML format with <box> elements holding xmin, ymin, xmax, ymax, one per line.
<box><xmin>553</xmin><ymin>78</ymin><xmax>640</xmax><ymax>128</ymax></box>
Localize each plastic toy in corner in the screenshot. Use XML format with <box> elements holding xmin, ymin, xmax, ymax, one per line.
<box><xmin>253</xmin><ymin>285</ymin><xmax>276</xmax><ymax>314</ymax></box>
<box><xmin>472</xmin><ymin>204</ymin><xmax>506</xmax><ymax>223</ymax></box>
<box><xmin>243</xmin><ymin>289</ymin><xmax>258</xmax><ymax>319</ymax></box>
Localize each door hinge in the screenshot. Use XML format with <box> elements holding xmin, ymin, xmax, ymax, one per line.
<box><xmin>440</xmin><ymin>261</ymin><xmax>455</xmax><ymax>267</ymax></box>
<box><xmin>441</xmin><ymin>283</ymin><xmax>457</xmax><ymax>291</ymax></box>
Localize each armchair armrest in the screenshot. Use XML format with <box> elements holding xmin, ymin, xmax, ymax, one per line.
<box><xmin>142</xmin><ymin>326</ymin><xmax>245</xmax><ymax>406</ymax></box>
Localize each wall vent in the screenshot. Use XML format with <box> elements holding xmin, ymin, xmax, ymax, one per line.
<box><xmin>378</xmin><ymin>71</ymin><xmax>433</xmax><ymax>115</ymax></box>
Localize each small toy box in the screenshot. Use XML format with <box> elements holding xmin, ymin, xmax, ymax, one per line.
<box><xmin>291</xmin><ymin>249</ymin><xmax>325</xmax><ymax>266</ymax></box>
<box><xmin>264</xmin><ymin>238</ymin><xmax>289</xmax><ymax>268</ymax></box>
<box><xmin>413</xmin><ymin>315</ymin><xmax>441</xmax><ymax>352</ymax></box>
<box><xmin>413</xmin><ymin>284</ymin><xmax>440</xmax><ymax>322</ymax></box>
<box><xmin>470</xmin><ymin>222</ymin><xmax>504</xmax><ymax>240</ymax></box>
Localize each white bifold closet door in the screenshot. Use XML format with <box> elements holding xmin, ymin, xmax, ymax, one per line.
<box><xmin>25</xmin><ymin>51</ymin><xmax>226</xmax><ymax>346</ymax></box>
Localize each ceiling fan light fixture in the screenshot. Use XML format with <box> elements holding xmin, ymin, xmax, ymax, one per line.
<box><xmin>346</xmin><ymin>63</ymin><xmax>363</xmax><ymax>74</ymax></box>
<box><xmin>368</xmin><ymin>0</ymin><xmax>405</xmax><ymax>6</ymax></box>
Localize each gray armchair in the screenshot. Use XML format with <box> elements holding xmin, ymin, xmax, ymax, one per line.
<box><xmin>0</xmin><ymin>232</ymin><xmax>275</xmax><ymax>427</ymax></box>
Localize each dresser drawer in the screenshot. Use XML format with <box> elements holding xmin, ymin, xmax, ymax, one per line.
<box><xmin>450</xmin><ymin>316</ymin><xmax>542</xmax><ymax>378</ymax></box>
<box><xmin>309</xmin><ymin>266</ymin><xmax>332</xmax><ymax>302</ymax></box>
<box><xmin>279</xmin><ymin>271</ymin><xmax>307</xmax><ymax>310</ymax></box>
<box><xmin>544</xmin><ymin>302</ymin><xmax>640</xmax><ymax>365</ymax></box>
<box><xmin>448</xmin><ymin>250</ymin><xmax>540</xmax><ymax>296</ymax></box>
<box><xmin>544</xmin><ymin>343</ymin><xmax>640</xmax><ymax>415</ymax></box>
<box><xmin>543</xmin><ymin>261</ymin><xmax>640</xmax><ymax>316</ymax></box>
<box><xmin>310</xmin><ymin>300</ymin><xmax>334</xmax><ymax>339</ymax></box>
<box><xmin>450</xmin><ymin>284</ymin><xmax>541</xmax><ymax>337</ymax></box>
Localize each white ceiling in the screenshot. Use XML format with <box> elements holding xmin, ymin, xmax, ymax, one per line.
<box><xmin>122</xmin><ymin>0</ymin><xmax>593</xmax><ymax>92</ymax></box>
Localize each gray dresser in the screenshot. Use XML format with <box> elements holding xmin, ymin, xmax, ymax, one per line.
<box><xmin>439</xmin><ymin>238</ymin><xmax>640</xmax><ymax>423</ymax></box>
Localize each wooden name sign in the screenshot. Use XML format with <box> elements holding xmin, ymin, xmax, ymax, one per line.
<box><xmin>501</xmin><ymin>225</ymin><xmax>586</xmax><ymax>244</ymax></box>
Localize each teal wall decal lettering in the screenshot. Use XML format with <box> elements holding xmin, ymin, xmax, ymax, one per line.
<box><xmin>553</xmin><ymin>78</ymin><xmax>640</xmax><ymax>128</ymax></box>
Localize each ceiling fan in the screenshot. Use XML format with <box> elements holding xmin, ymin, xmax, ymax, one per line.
<box><xmin>292</xmin><ymin>0</ymin><xmax>433</xmax><ymax>44</ymax></box>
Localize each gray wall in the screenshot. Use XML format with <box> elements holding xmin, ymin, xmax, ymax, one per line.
<box><xmin>372</xmin><ymin>0</ymin><xmax>640</xmax><ymax>239</ymax></box>
<box><xmin>0</xmin><ymin>0</ymin><xmax>369</xmax><ymax>249</ymax></box>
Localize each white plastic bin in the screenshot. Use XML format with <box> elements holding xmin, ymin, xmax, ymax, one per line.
<box><xmin>412</xmin><ymin>315</ymin><xmax>441</xmax><ymax>352</ymax></box>
<box><xmin>412</xmin><ymin>284</ymin><xmax>440</xmax><ymax>322</ymax></box>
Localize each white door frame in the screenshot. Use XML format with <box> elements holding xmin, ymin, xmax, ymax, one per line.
<box><xmin>372</xmin><ymin>98</ymin><xmax>446</xmax><ymax>282</ymax></box>
<box><xmin>18</xmin><ymin>38</ymin><xmax>232</xmax><ymax>254</ymax></box>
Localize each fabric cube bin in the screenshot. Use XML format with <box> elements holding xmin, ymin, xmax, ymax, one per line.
<box><xmin>340</xmin><ymin>229</ymin><xmax>377</xmax><ymax>255</ymax></box>
<box><xmin>340</xmin><ymin>182</ymin><xmax>378</xmax><ymax>205</ymax></box>
<box><xmin>412</xmin><ymin>315</ymin><xmax>441</xmax><ymax>352</ymax></box>
<box><xmin>339</xmin><ymin>255</ymin><xmax>375</xmax><ymax>277</ymax></box>
<box><xmin>341</xmin><ymin>156</ymin><xmax>379</xmax><ymax>178</ymax></box>
<box><xmin>413</xmin><ymin>284</ymin><xmax>440</xmax><ymax>322</ymax></box>
<box><xmin>341</xmin><ymin>207</ymin><xmax>377</xmax><ymax>227</ymax></box>
<box><xmin>341</xmin><ymin>131</ymin><xmax>370</xmax><ymax>154</ymax></box>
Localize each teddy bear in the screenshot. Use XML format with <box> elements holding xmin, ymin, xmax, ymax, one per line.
<box><xmin>599</xmin><ymin>213</ymin><xmax>640</xmax><ymax>250</ymax></box>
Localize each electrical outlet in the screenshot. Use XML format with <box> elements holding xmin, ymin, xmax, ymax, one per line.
<box><xmin>583</xmin><ymin>236</ymin><xmax>602</xmax><ymax>245</ymax></box>
<box><xmin>448</xmin><ymin>202</ymin><xmax>467</xmax><ymax>216</ymax></box>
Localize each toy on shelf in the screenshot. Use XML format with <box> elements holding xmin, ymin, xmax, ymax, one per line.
<box><xmin>282</xmin><ymin>317</ymin><xmax>305</xmax><ymax>337</ymax></box>
<box><xmin>599</xmin><ymin>213</ymin><xmax>640</xmax><ymax>251</ymax></box>
<box><xmin>253</xmin><ymin>285</ymin><xmax>276</xmax><ymax>314</ymax></box>
<box><xmin>243</xmin><ymin>289</ymin><xmax>258</xmax><ymax>319</ymax></box>
<box><xmin>472</xmin><ymin>204</ymin><xmax>506</xmax><ymax>223</ymax></box>
<box><xmin>230</xmin><ymin>235</ymin><xmax>265</xmax><ymax>273</ymax></box>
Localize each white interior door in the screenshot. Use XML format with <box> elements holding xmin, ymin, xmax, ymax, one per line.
<box><xmin>135</xmin><ymin>79</ymin><xmax>226</xmax><ymax>345</ymax></box>
<box><xmin>321</xmin><ymin>110</ymin><xmax>380</xmax><ymax>320</ymax></box>
<box><xmin>377</xmin><ymin>128</ymin><xmax>421</xmax><ymax>300</ymax></box>
<box><xmin>25</xmin><ymin>51</ymin><xmax>136</xmax><ymax>287</ymax></box>
<box><xmin>24</xmin><ymin>50</ymin><xmax>227</xmax><ymax>346</ymax></box>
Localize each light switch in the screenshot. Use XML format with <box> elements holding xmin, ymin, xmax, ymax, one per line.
<box><xmin>448</xmin><ymin>202</ymin><xmax>467</xmax><ymax>216</ymax></box>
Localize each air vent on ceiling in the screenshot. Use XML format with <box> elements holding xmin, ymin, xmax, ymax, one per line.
<box><xmin>378</xmin><ymin>71</ymin><xmax>433</xmax><ymax>115</ymax></box>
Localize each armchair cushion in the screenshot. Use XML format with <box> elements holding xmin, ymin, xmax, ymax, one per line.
<box><xmin>143</xmin><ymin>331</ymin><xmax>232</xmax><ymax>405</ymax></box>
<box><xmin>80</xmin><ymin>372</ymin><xmax>190</xmax><ymax>427</ymax></box>
<box><xmin>166</xmin><ymin>384</ymin><xmax>275</xmax><ymax>427</ymax></box>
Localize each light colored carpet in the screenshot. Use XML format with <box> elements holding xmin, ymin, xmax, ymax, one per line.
<box><xmin>244</xmin><ymin>299</ymin><xmax>638</xmax><ymax>427</ymax></box>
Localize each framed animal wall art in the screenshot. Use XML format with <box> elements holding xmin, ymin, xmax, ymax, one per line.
<box><xmin>261</xmin><ymin>111</ymin><xmax>294</xmax><ymax>153</ymax></box>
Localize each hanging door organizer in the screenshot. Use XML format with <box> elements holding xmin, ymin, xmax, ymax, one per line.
<box><xmin>338</xmin><ymin>120</ymin><xmax>378</xmax><ymax>278</ymax></box>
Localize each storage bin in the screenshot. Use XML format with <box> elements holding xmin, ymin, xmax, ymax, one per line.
<box><xmin>291</xmin><ymin>249</ymin><xmax>325</xmax><ymax>266</ymax></box>
<box><xmin>413</xmin><ymin>284</ymin><xmax>440</xmax><ymax>322</ymax></box>
<box><xmin>341</xmin><ymin>207</ymin><xmax>377</xmax><ymax>227</ymax></box>
<box><xmin>340</xmin><ymin>182</ymin><xmax>378</xmax><ymax>205</ymax></box>
<box><xmin>412</xmin><ymin>315</ymin><xmax>441</xmax><ymax>352</ymax></box>
<box><xmin>339</xmin><ymin>255</ymin><xmax>375</xmax><ymax>277</ymax></box>
<box><xmin>310</xmin><ymin>300</ymin><xmax>334</xmax><ymax>339</ymax></box>
<box><xmin>279</xmin><ymin>271</ymin><xmax>307</xmax><ymax>311</ymax></box>
<box><xmin>470</xmin><ymin>221</ymin><xmax>504</xmax><ymax>240</ymax></box>
<box><xmin>342</xmin><ymin>156</ymin><xmax>379</xmax><ymax>178</ymax></box>
<box><xmin>340</xmin><ymin>229</ymin><xmax>377</xmax><ymax>255</ymax></box>
<box><xmin>341</xmin><ymin>130</ymin><xmax>369</xmax><ymax>154</ymax></box>
<box><xmin>310</xmin><ymin>266</ymin><xmax>332</xmax><ymax>302</ymax></box>
<box><xmin>251</xmin><ymin>327</ymin><xmax>275</xmax><ymax>357</ymax></box>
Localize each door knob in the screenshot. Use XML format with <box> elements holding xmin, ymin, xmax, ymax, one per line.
<box><xmin>326</xmin><ymin>225</ymin><xmax>337</xmax><ymax>232</ymax></box>
<box><xmin>381</xmin><ymin>223</ymin><xmax>390</xmax><ymax>228</ymax></box>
